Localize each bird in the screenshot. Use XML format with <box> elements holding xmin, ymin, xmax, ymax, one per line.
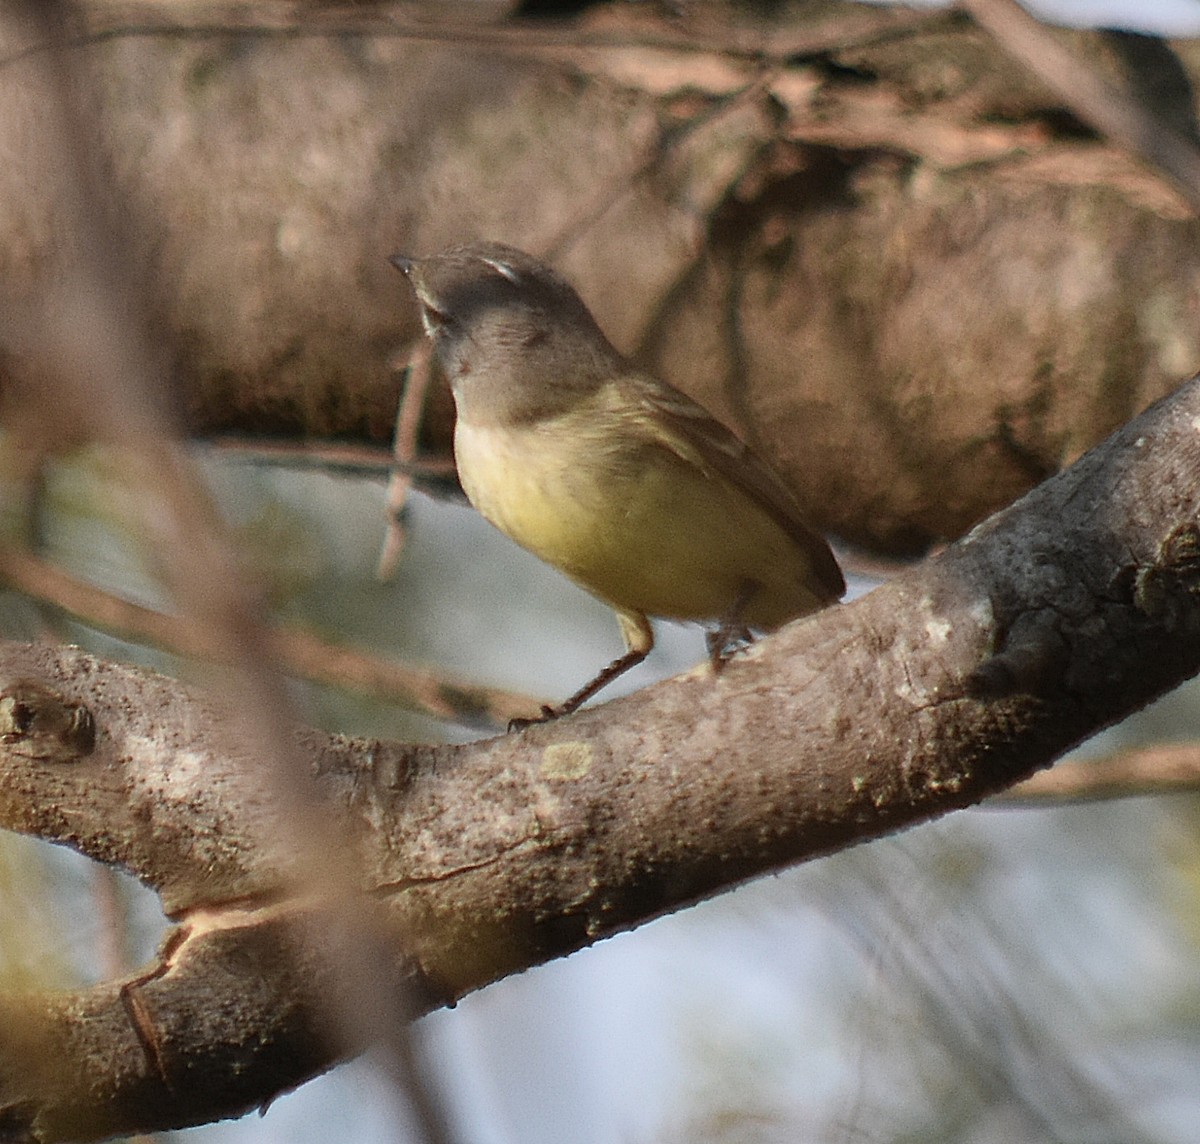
<box><xmin>390</xmin><ymin>241</ymin><xmax>844</xmax><ymax>725</ymax></box>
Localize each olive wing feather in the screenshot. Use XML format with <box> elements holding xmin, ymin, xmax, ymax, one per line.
<box><xmin>613</xmin><ymin>374</ymin><xmax>845</xmax><ymax>602</ymax></box>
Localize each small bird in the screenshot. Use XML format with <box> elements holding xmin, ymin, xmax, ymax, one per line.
<box><xmin>391</xmin><ymin>242</ymin><xmax>844</xmax><ymax>725</ymax></box>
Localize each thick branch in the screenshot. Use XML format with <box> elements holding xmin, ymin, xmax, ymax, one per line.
<box><xmin>2</xmin><ymin>372</ymin><xmax>1200</xmax><ymax>1138</ymax></box>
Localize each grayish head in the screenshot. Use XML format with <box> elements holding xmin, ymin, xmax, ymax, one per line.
<box><xmin>390</xmin><ymin>242</ymin><xmax>624</xmax><ymax>420</ymax></box>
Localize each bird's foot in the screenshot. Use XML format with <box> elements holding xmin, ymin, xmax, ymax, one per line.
<box><xmin>507</xmin><ymin>704</ymin><xmax>560</xmax><ymax>733</ymax></box>
<box><xmin>705</xmin><ymin>622</ymin><xmax>755</xmax><ymax>672</ymax></box>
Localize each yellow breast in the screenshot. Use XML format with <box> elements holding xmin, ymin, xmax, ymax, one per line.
<box><xmin>454</xmin><ymin>410</ymin><xmax>830</xmax><ymax>628</ymax></box>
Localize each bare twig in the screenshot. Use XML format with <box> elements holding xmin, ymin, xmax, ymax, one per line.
<box><xmin>377</xmin><ymin>341</ymin><xmax>434</xmax><ymax>581</ymax></box>
<box><xmin>206</xmin><ymin>436</ymin><xmax>457</xmax><ymax>483</ymax></box>
<box><xmin>0</xmin><ymin>548</ymin><xmax>539</xmax><ymax>727</ymax></box>
<box><xmin>959</xmin><ymin>0</ymin><xmax>1200</xmax><ymax>211</ymax></box>
<box><xmin>0</xmin><ymin>1</ymin><xmax>950</xmax><ymax>74</ymax></box>
<box><xmin>543</xmin><ymin>65</ymin><xmax>780</xmax><ymax>265</ymax></box>
<box><xmin>998</xmin><ymin>742</ymin><xmax>1200</xmax><ymax>804</ymax></box>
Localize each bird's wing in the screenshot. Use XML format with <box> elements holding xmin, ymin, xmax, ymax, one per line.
<box><xmin>612</xmin><ymin>373</ymin><xmax>845</xmax><ymax>602</ymax></box>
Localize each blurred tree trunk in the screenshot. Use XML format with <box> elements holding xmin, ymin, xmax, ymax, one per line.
<box><xmin>3</xmin><ymin>1</ymin><xmax>1199</xmax><ymax>551</ymax></box>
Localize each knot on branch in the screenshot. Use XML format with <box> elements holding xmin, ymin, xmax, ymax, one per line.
<box><xmin>0</xmin><ymin>680</ymin><xmax>95</xmax><ymax>762</ymax></box>
<box><xmin>965</xmin><ymin>609</ymin><xmax>1070</xmax><ymax>699</ymax></box>
<box><xmin>1131</xmin><ymin>523</ymin><xmax>1200</xmax><ymax>628</ymax></box>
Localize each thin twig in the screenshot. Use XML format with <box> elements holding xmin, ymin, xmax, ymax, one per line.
<box><xmin>542</xmin><ymin>65</ymin><xmax>781</xmax><ymax>265</ymax></box>
<box><xmin>959</xmin><ymin>0</ymin><xmax>1200</xmax><ymax>212</ymax></box>
<box><xmin>0</xmin><ymin>548</ymin><xmax>537</xmax><ymax>728</ymax></box>
<box><xmin>0</xmin><ymin>1</ymin><xmax>951</xmax><ymax>74</ymax></box>
<box><xmin>377</xmin><ymin>341</ymin><xmax>434</xmax><ymax>581</ymax></box>
<box><xmin>996</xmin><ymin>742</ymin><xmax>1200</xmax><ymax>805</ymax></box>
<box><xmin>206</xmin><ymin>436</ymin><xmax>458</xmax><ymax>483</ymax></box>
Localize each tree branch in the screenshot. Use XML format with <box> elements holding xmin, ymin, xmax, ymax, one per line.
<box><xmin>0</xmin><ymin>548</ymin><xmax>538</xmax><ymax>728</ymax></box>
<box><xmin>3</xmin><ymin>370</ymin><xmax>1200</xmax><ymax>1138</ymax></box>
<box><xmin>960</xmin><ymin>0</ymin><xmax>1200</xmax><ymax>209</ymax></box>
<box><xmin>1001</xmin><ymin>742</ymin><xmax>1200</xmax><ymax>803</ymax></box>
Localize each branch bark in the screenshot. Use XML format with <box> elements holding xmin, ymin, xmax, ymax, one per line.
<box><xmin>2</xmin><ymin>370</ymin><xmax>1200</xmax><ymax>1139</ymax></box>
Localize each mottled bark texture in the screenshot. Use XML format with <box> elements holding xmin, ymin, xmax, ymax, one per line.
<box><xmin>3</xmin><ymin>3</ymin><xmax>1200</xmax><ymax>551</ymax></box>
<box><xmin>1</xmin><ymin>370</ymin><xmax>1200</xmax><ymax>1139</ymax></box>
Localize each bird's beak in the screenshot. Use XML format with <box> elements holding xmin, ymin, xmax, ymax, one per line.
<box><xmin>390</xmin><ymin>255</ymin><xmax>447</xmax><ymax>337</ymax></box>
